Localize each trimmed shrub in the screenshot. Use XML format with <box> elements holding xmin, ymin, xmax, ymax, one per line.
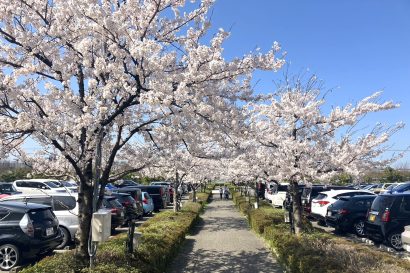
<box><xmin>21</xmin><ymin>199</ymin><xmax>208</xmax><ymax>273</ymax></box>
<box><xmin>231</xmin><ymin>188</ymin><xmax>410</xmax><ymax>273</ymax></box>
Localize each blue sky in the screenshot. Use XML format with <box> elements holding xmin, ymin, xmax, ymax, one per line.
<box><xmin>205</xmin><ymin>0</ymin><xmax>410</xmax><ymax>166</ymax></box>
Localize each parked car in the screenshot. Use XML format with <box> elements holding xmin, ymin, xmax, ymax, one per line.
<box><xmin>134</xmin><ymin>185</ymin><xmax>167</xmax><ymax>212</ymax></box>
<box><xmin>325</xmin><ymin>195</ymin><xmax>376</xmax><ymax>236</ymax></box>
<box><xmin>112</xmin><ymin>179</ymin><xmax>139</xmax><ymax>188</ymax></box>
<box><xmin>150</xmin><ymin>182</ymin><xmax>173</xmax><ymax>203</ymax></box>
<box><xmin>13</xmin><ymin>179</ymin><xmax>68</xmax><ymax>194</ymax></box>
<box><xmin>271</xmin><ymin>183</ymin><xmax>289</xmax><ymax>208</ymax></box>
<box><xmin>112</xmin><ymin>187</ymin><xmax>144</xmax><ymax>218</ymax></box>
<box><xmin>1</xmin><ymin>193</ymin><xmax>79</xmax><ymax>249</ymax></box>
<box><xmin>365</xmin><ymin>193</ymin><xmax>410</xmax><ymax>250</ymax></box>
<box><xmin>0</xmin><ymin>201</ymin><xmax>63</xmax><ymax>270</ymax></box>
<box><xmin>111</xmin><ymin>192</ymin><xmax>143</xmax><ymax>221</ymax></box>
<box><xmin>371</xmin><ymin>183</ymin><xmax>396</xmax><ymax>194</ymax></box>
<box><xmin>0</xmin><ymin>182</ymin><xmax>21</xmax><ymax>196</ymax></box>
<box><xmin>385</xmin><ymin>182</ymin><xmax>410</xmax><ymax>194</ymax></box>
<box><xmin>301</xmin><ymin>185</ymin><xmax>354</xmax><ymax>216</ymax></box>
<box><xmin>141</xmin><ymin>191</ymin><xmax>154</xmax><ymax>215</ymax></box>
<box><xmin>310</xmin><ymin>189</ymin><xmax>375</xmax><ymax>224</ymax></box>
<box><xmin>402</xmin><ymin>225</ymin><xmax>410</xmax><ymax>252</ymax></box>
<box><xmin>52</xmin><ymin>181</ymin><xmax>78</xmax><ymax>193</ymax></box>
<box><xmin>102</xmin><ymin>196</ymin><xmax>125</xmax><ymax>233</ymax></box>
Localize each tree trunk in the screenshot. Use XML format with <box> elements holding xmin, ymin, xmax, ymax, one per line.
<box><xmin>77</xmin><ymin>181</ymin><xmax>94</xmax><ymax>258</ymax></box>
<box><xmin>289</xmin><ymin>180</ymin><xmax>303</xmax><ymax>234</ymax></box>
<box><xmin>192</xmin><ymin>188</ymin><xmax>197</xmax><ymax>202</ymax></box>
<box><xmin>173</xmin><ymin>171</ymin><xmax>179</xmax><ymax>212</ymax></box>
<box><xmin>255</xmin><ymin>181</ymin><xmax>259</xmax><ymax>207</ymax></box>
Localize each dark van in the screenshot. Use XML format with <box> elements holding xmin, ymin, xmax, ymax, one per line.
<box><xmin>365</xmin><ymin>193</ymin><xmax>410</xmax><ymax>250</ymax></box>
<box><xmin>134</xmin><ymin>185</ymin><xmax>166</xmax><ymax>212</ymax></box>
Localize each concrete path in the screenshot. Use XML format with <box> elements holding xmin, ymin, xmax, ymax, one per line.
<box><xmin>167</xmin><ymin>191</ymin><xmax>283</xmax><ymax>273</ymax></box>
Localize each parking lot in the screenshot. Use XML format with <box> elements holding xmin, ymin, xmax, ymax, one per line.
<box><xmin>0</xmin><ymin>193</ymin><xmax>190</xmax><ymax>273</ymax></box>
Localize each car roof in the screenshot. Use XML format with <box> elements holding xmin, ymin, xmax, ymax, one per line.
<box><xmin>317</xmin><ymin>189</ymin><xmax>374</xmax><ymax>197</ymax></box>
<box><xmin>0</xmin><ymin>200</ymin><xmax>52</xmax><ymax>211</ymax></box>
<box><xmin>1</xmin><ymin>193</ymin><xmax>77</xmax><ymax>198</ymax></box>
<box><xmin>14</xmin><ymin>179</ymin><xmax>61</xmax><ymax>182</ymax></box>
<box><xmin>111</xmin><ymin>192</ymin><xmax>131</xmax><ymax>197</ymax></box>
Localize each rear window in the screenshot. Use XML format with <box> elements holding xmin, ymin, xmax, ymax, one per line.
<box><xmin>142</xmin><ymin>187</ymin><xmax>160</xmax><ymax>194</ymax></box>
<box><xmin>0</xmin><ymin>184</ymin><xmax>16</xmax><ymax>193</ymax></box>
<box><xmin>370</xmin><ymin>196</ymin><xmax>395</xmax><ymax>212</ymax></box>
<box><xmin>314</xmin><ymin>193</ymin><xmax>328</xmax><ymax>200</ymax></box>
<box><xmin>29</xmin><ymin>208</ymin><xmax>56</xmax><ymax>223</ymax></box>
<box><xmin>330</xmin><ymin>199</ymin><xmax>347</xmax><ymax>209</ymax></box>
<box><xmin>53</xmin><ymin>196</ymin><xmax>76</xmax><ymax>211</ymax></box>
<box><xmin>278</xmin><ymin>185</ymin><xmax>288</xmax><ymax>192</ymax></box>
<box><xmin>302</xmin><ymin>188</ymin><xmax>312</xmax><ymax>198</ymax></box>
<box><xmin>108</xmin><ymin>199</ymin><xmax>123</xmax><ymax>208</ymax></box>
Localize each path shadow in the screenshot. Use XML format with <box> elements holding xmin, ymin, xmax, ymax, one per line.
<box><xmin>167</xmin><ymin>239</ymin><xmax>282</xmax><ymax>273</ymax></box>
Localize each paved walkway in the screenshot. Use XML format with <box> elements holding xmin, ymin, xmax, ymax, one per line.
<box><xmin>167</xmin><ymin>191</ymin><xmax>283</xmax><ymax>273</ymax></box>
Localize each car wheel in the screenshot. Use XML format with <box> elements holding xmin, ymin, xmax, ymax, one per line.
<box><xmin>388</xmin><ymin>232</ymin><xmax>403</xmax><ymax>250</ymax></box>
<box><xmin>353</xmin><ymin>220</ymin><xmax>365</xmax><ymax>237</ymax></box>
<box><xmin>56</xmin><ymin>227</ymin><xmax>70</xmax><ymax>249</ymax></box>
<box><xmin>0</xmin><ymin>244</ymin><xmax>20</xmax><ymax>271</ymax></box>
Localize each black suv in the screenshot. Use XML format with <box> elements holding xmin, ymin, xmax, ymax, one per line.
<box><xmin>326</xmin><ymin>195</ymin><xmax>376</xmax><ymax>236</ymax></box>
<box><xmin>365</xmin><ymin>193</ymin><xmax>410</xmax><ymax>250</ymax></box>
<box><xmin>0</xmin><ymin>201</ymin><xmax>63</xmax><ymax>270</ymax></box>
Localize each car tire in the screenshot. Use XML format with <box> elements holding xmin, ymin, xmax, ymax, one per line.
<box><xmin>0</xmin><ymin>244</ymin><xmax>20</xmax><ymax>271</ymax></box>
<box><xmin>353</xmin><ymin>219</ymin><xmax>366</xmax><ymax>237</ymax></box>
<box><xmin>56</xmin><ymin>227</ymin><xmax>70</xmax><ymax>250</ymax></box>
<box><xmin>387</xmin><ymin>231</ymin><xmax>403</xmax><ymax>250</ymax></box>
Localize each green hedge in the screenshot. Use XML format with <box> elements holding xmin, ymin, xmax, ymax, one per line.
<box><xmin>21</xmin><ymin>199</ymin><xmax>209</xmax><ymax>273</ymax></box>
<box><xmin>231</xmin><ymin>190</ymin><xmax>410</xmax><ymax>273</ymax></box>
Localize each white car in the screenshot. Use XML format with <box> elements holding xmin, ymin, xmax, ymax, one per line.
<box><xmin>13</xmin><ymin>179</ymin><xmax>69</xmax><ymax>194</ymax></box>
<box><xmin>402</xmin><ymin>225</ymin><xmax>410</xmax><ymax>252</ymax></box>
<box><xmin>271</xmin><ymin>183</ymin><xmax>289</xmax><ymax>208</ymax></box>
<box><xmin>1</xmin><ymin>193</ymin><xmax>79</xmax><ymax>249</ymax></box>
<box><xmin>310</xmin><ymin>189</ymin><xmax>375</xmax><ymax>223</ymax></box>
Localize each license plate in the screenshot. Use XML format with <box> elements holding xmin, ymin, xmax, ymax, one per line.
<box><xmin>121</xmin><ymin>212</ymin><xmax>124</xmax><ymax>217</ymax></box>
<box><xmin>405</xmin><ymin>244</ymin><xmax>410</xmax><ymax>252</ymax></box>
<box><xmin>46</xmin><ymin>227</ymin><xmax>54</xmax><ymax>236</ymax></box>
<box><xmin>369</xmin><ymin>214</ymin><xmax>376</xmax><ymax>222</ymax></box>
<box><xmin>327</xmin><ymin>211</ymin><xmax>332</xmax><ymax>216</ymax></box>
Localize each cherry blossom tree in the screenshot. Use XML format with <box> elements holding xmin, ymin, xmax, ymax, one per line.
<box><xmin>247</xmin><ymin>75</ymin><xmax>403</xmax><ymax>234</ymax></box>
<box><xmin>0</xmin><ymin>0</ymin><xmax>284</xmax><ymax>255</ymax></box>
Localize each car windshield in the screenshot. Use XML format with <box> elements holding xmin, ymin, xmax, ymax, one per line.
<box><xmin>44</xmin><ymin>182</ymin><xmax>59</xmax><ymax>188</ymax></box>
<box><xmin>61</xmin><ymin>181</ymin><xmax>75</xmax><ymax>187</ymax></box>
<box><xmin>0</xmin><ymin>183</ymin><xmax>16</xmax><ymax>193</ymax></box>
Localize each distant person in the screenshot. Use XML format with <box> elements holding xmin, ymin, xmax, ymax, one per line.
<box><xmin>223</xmin><ymin>186</ymin><xmax>230</xmax><ymax>200</ymax></box>
<box><xmin>219</xmin><ymin>186</ymin><xmax>223</xmax><ymax>200</ymax></box>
